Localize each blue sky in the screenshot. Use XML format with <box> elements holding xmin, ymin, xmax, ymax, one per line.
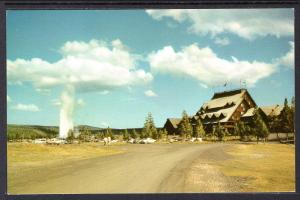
<box><xmin>7</xmin><ymin>9</ymin><xmax>295</xmax><ymax>128</ymax></box>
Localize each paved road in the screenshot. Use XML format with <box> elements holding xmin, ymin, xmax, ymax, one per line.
<box><xmin>9</xmin><ymin>143</ymin><xmax>230</xmax><ymax>194</ymax></box>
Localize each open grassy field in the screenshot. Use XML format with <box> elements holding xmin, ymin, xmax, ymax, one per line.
<box><xmin>215</xmin><ymin>143</ymin><xmax>295</xmax><ymax>192</ymax></box>
<box><xmin>8</xmin><ymin>143</ymin><xmax>124</xmax><ymax>168</ymax></box>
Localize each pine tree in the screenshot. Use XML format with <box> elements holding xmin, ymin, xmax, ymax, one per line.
<box><xmin>156</xmin><ymin>130</ymin><xmax>163</xmax><ymax>140</ymax></box>
<box><xmin>178</xmin><ymin>110</ymin><xmax>193</xmax><ymax>140</ymax></box>
<box><xmin>215</xmin><ymin>122</ymin><xmax>225</xmax><ymax>141</ymax></box>
<box><xmin>142</xmin><ymin>113</ymin><xmax>157</xmax><ymax>138</ymax></box>
<box><xmin>280</xmin><ymin>98</ymin><xmax>293</xmax><ymax>140</ymax></box>
<box><xmin>162</xmin><ymin>129</ymin><xmax>168</xmax><ymax>141</ymax></box>
<box><xmin>253</xmin><ymin>108</ymin><xmax>269</xmax><ymax>143</ymax></box>
<box><xmin>291</xmin><ymin>96</ymin><xmax>295</xmax><ymax>139</ymax></box>
<box><xmin>106</xmin><ymin>127</ymin><xmax>114</xmax><ymax>140</ymax></box>
<box><xmin>66</xmin><ymin>129</ymin><xmax>75</xmax><ymax>143</ymax></box>
<box><xmin>269</xmin><ymin>115</ymin><xmax>280</xmax><ymax>139</ymax></box>
<box><xmin>123</xmin><ymin>129</ymin><xmax>130</xmax><ymax>141</ymax></box>
<box><xmin>193</xmin><ymin>118</ymin><xmax>206</xmax><ymax>138</ymax></box>
<box><xmin>130</xmin><ymin>129</ymin><xmax>138</xmax><ymax>139</ymax></box>
<box><xmin>290</xmin><ymin>97</ymin><xmax>295</xmax><ymax>132</ymax></box>
<box><xmin>234</xmin><ymin>122</ymin><xmax>240</xmax><ymax>140</ymax></box>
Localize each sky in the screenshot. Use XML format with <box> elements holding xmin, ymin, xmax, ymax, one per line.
<box><xmin>6</xmin><ymin>9</ymin><xmax>295</xmax><ymax>128</ymax></box>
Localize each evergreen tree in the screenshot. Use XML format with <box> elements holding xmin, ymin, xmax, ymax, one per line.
<box><xmin>106</xmin><ymin>127</ymin><xmax>114</xmax><ymax>140</ymax></box>
<box><xmin>178</xmin><ymin>110</ymin><xmax>193</xmax><ymax>140</ymax></box>
<box><xmin>130</xmin><ymin>129</ymin><xmax>138</xmax><ymax>139</ymax></box>
<box><xmin>193</xmin><ymin>118</ymin><xmax>206</xmax><ymax>138</ymax></box>
<box><xmin>235</xmin><ymin>121</ymin><xmax>251</xmax><ymax>141</ymax></box>
<box><xmin>66</xmin><ymin>129</ymin><xmax>75</xmax><ymax>143</ymax></box>
<box><xmin>279</xmin><ymin>98</ymin><xmax>293</xmax><ymax>140</ymax></box>
<box><xmin>140</xmin><ymin>129</ymin><xmax>147</xmax><ymax>139</ymax></box>
<box><xmin>123</xmin><ymin>129</ymin><xmax>130</xmax><ymax>141</ymax></box>
<box><xmin>290</xmin><ymin>96</ymin><xmax>295</xmax><ymax>132</ymax></box>
<box><xmin>162</xmin><ymin>129</ymin><xmax>168</xmax><ymax>141</ymax></box>
<box><xmin>142</xmin><ymin>113</ymin><xmax>157</xmax><ymax>138</ymax></box>
<box><xmin>269</xmin><ymin>115</ymin><xmax>280</xmax><ymax>139</ymax></box>
<box><xmin>156</xmin><ymin>130</ymin><xmax>163</xmax><ymax>140</ymax></box>
<box><xmin>233</xmin><ymin>122</ymin><xmax>240</xmax><ymax>140</ymax></box>
<box><xmin>291</xmin><ymin>96</ymin><xmax>295</xmax><ymax>139</ymax></box>
<box><xmin>215</xmin><ymin>122</ymin><xmax>225</xmax><ymax>141</ymax></box>
<box><xmin>253</xmin><ymin>108</ymin><xmax>269</xmax><ymax>143</ymax></box>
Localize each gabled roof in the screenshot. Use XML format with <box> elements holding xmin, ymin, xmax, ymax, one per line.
<box><xmin>260</xmin><ymin>105</ymin><xmax>284</xmax><ymax>117</ymax></box>
<box><xmin>241</xmin><ymin>107</ymin><xmax>255</xmax><ymax>117</ymax></box>
<box><xmin>201</xmin><ymin>89</ymin><xmax>247</xmax><ymax>111</ymax></box>
<box><xmin>166</xmin><ymin>118</ymin><xmax>181</xmax><ymax>129</ymax></box>
<box><xmin>198</xmin><ymin>89</ymin><xmax>250</xmax><ymax>123</ymax></box>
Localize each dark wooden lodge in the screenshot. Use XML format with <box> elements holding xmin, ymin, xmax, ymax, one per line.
<box><xmin>164</xmin><ymin>89</ymin><xmax>270</xmax><ymax>134</ymax></box>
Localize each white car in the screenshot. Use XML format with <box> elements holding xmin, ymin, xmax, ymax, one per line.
<box><xmin>128</xmin><ymin>138</ymin><xmax>136</xmax><ymax>144</ymax></box>
<box><xmin>140</xmin><ymin>138</ymin><xmax>156</xmax><ymax>144</ymax></box>
<box><xmin>33</xmin><ymin>138</ymin><xmax>47</xmax><ymax>144</ymax></box>
<box><xmin>47</xmin><ymin>138</ymin><xmax>66</xmax><ymax>145</ymax></box>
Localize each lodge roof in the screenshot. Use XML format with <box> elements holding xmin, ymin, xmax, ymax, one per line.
<box><xmin>166</xmin><ymin>118</ymin><xmax>182</xmax><ymax>129</ymax></box>
<box><xmin>241</xmin><ymin>107</ymin><xmax>255</xmax><ymax>117</ymax></box>
<box><xmin>260</xmin><ymin>105</ymin><xmax>284</xmax><ymax>117</ymax></box>
<box><xmin>198</xmin><ymin>89</ymin><xmax>248</xmax><ymax>122</ymax></box>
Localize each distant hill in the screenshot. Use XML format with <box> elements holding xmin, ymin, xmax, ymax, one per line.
<box><xmin>7</xmin><ymin>124</ymin><xmax>162</xmax><ymax>140</ymax></box>
<box><xmin>7</xmin><ymin>124</ymin><xmax>59</xmax><ymax>140</ymax></box>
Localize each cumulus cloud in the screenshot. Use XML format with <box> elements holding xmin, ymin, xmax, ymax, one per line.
<box><xmin>52</xmin><ymin>98</ymin><xmax>86</xmax><ymax>107</ymax></box>
<box><xmin>77</xmin><ymin>99</ymin><xmax>85</xmax><ymax>107</ymax></box>
<box><xmin>276</xmin><ymin>41</ymin><xmax>294</xmax><ymax>69</ymax></box>
<box><xmin>51</xmin><ymin>99</ymin><xmax>61</xmax><ymax>106</ymax></box>
<box><xmin>7</xmin><ymin>39</ymin><xmax>153</xmax><ymax>92</ymax></box>
<box><xmin>7</xmin><ymin>95</ymin><xmax>11</xmax><ymax>102</ymax></box>
<box><xmin>148</xmin><ymin>43</ymin><xmax>277</xmax><ymax>87</ymax></box>
<box><xmin>214</xmin><ymin>37</ymin><xmax>230</xmax><ymax>46</ymax></box>
<box><xmin>35</xmin><ymin>88</ymin><xmax>51</xmax><ymax>95</ymax></box>
<box><xmin>99</xmin><ymin>90</ymin><xmax>110</xmax><ymax>95</ymax></box>
<box><xmin>146</xmin><ymin>9</ymin><xmax>293</xmax><ymax>40</ymax></box>
<box><xmin>144</xmin><ymin>90</ymin><xmax>158</xmax><ymax>97</ymax></box>
<box><xmin>12</xmin><ymin>103</ymin><xmax>40</xmax><ymax>112</ymax></box>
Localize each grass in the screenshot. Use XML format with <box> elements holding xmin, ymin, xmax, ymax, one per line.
<box><xmin>8</xmin><ymin>142</ymin><xmax>124</xmax><ymax>168</ymax></box>
<box><xmin>215</xmin><ymin>143</ymin><xmax>295</xmax><ymax>192</ymax></box>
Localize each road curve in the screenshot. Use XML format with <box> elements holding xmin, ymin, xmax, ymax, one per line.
<box><xmin>9</xmin><ymin>143</ymin><xmax>228</xmax><ymax>194</ymax></box>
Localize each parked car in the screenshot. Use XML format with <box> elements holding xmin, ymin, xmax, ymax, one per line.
<box><xmin>32</xmin><ymin>138</ymin><xmax>47</xmax><ymax>144</ymax></box>
<box><xmin>46</xmin><ymin>138</ymin><xmax>66</xmax><ymax>145</ymax></box>
<box><xmin>139</xmin><ymin>138</ymin><xmax>156</xmax><ymax>144</ymax></box>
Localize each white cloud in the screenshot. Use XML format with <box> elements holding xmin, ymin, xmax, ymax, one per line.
<box><xmin>144</xmin><ymin>90</ymin><xmax>158</xmax><ymax>97</ymax></box>
<box><xmin>146</xmin><ymin>9</ymin><xmax>293</xmax><ymax>40</ymax></box>
<box><xmin>7</xmin><ymin>95</ymin><xmax>11</xmax><ymax>102</ymax></box>
<box><xmin>276</xmin><ymin>41</ymin><xmax>294</xmax><ymax>69</ymax></box>
<box><xmin>12</xmin><ymin>103</ymin><xmax>40</xmax><ymax>112</ymax></box>
<box><xmin>52</xmin><ymin>98</ymin><xmax>86</xmax><ymax>107</ymax></box>
<box><xmin>7</xmin><ymin>39</ymin><xmax>153</xmax><ymax>93</ymax></box>
<box><xmin>35</xmin><ymin>88</ymin><xmax>51</xmax><ymax>95</ymax></box>
<box><xmin>214</xmin><ymin>37</ymin><xmax>230</xmax><ymax>46</ymax></box>
<box><xmin>148</xmin><ymin>43</ymin><xmax>277</xmax><ymax>87</ymax></box>
<box><xmin>77</xmin><ymin>99</ymin><xmax>85</xmax><ymax>107</ymax></box>
<box><xmin>99</xmin><ymin>90</ymin><xmax>110</xmax><ymax>95</ymax></box>
<box><xmin>51</xmin><ymin>99</ymin><xmax>61</xmax><ymax>106</ymax></box>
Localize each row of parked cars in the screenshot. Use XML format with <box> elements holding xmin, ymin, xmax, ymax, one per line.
<box><xmin>31</xmin><ymin>136</ymin><xmax>203</xmax><ymax>145</ymax></box>
<box><xmin>32</xmin><ymin>138</ymin><xmax>67</xmax><ymax>145</ymax></box>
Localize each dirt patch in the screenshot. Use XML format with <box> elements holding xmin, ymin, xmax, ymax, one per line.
<box><xmin>182</xmin><ymin>144</ymin><xmax>248</xmax><ymax>192</ymax></box>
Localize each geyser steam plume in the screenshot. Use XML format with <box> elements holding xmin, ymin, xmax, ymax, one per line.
<box><xmin>59</xmin><ymin>85</ymin><xmax>75</xmax><ymax>139</ymax></box>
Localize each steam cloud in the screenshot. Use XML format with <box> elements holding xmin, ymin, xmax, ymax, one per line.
<box><xmin>59</xmin><ymin>85</ymin><xmax>75</xmax><ymax>138</ymax></box>
<box><xmin>7</xmin><ymin>39</ymin><xmax>153</xmax><ymax>138</ymax></box>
